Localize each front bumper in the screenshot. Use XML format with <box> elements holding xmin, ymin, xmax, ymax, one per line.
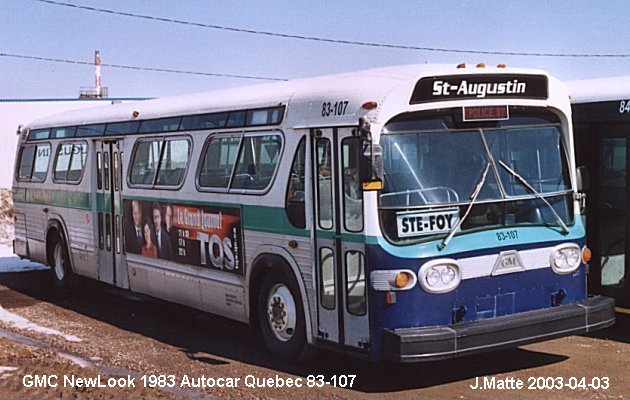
<box><xmin>382</xmin><ymin>296</ymin><xmax>615</xmax><ymax>362</ymax></box>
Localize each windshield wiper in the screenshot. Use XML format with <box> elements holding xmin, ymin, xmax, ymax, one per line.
<box><xmin>439</xmin><ymin>162</ymin><xmax>491</xmax><ymax>250</ymax></box>
<box><xmin>498</xmin><ymin>160</ymin><xmax>569</xmax><ymax>234</ymax></box>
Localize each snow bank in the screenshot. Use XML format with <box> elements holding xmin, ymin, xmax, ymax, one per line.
<box><xmin>0</xmin><ymin>305</ymin><xmax>81</xmax><ymax>342</ymax></box>
<box><xmin>0</xmin><ymin>243</ymin><xmax>48</xmax><ymax>273</ymax></box>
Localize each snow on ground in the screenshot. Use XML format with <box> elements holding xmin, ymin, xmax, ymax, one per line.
<box><xmin>0</xmin><ymin>243</ymin><xmax>48</xmax><ymax>273</ymax></box>
<box><xmin>0</xmin><ymin>305</ymin><xmax>81</xmax><ymax>343</ymax></box>
<box><xmin>0</xmin><ymin>366</ymin><xmax>18</xmax><ymax>379</ymax></box>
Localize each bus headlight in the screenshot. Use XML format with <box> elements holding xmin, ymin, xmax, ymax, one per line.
<box><xmin>419</xmin><ymin>259</ymin><xmax>461</xmax><ymax>293</ymax></box>
<box><xmin>550</xmin><ymin>243</ymin><xmax>581</xmax><ymax>274</ymax></box>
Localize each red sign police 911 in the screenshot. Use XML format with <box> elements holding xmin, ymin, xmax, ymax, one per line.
<box><xmin>463</xmin><ymin>105</ymin><xmax>509</xmax><ymax>122</ymax></box>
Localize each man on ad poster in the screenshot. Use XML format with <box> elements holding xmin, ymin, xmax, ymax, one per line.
<box><xmin>152</xmin><ymin>202</ymin><xmax>174</xmax><ymax>261</ymax></box>
<box><xmin>124</xmin><ymin>199</ymin><xmax>243</xmax><ymax>276</ymax></box>
<box><xmin>124</xmin><ymin>200</ymin><xmax>145</xmax><ymax>254</ymax></box>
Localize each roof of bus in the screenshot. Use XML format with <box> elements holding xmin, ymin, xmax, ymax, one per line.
<box><xmin>25</xmin><ymin>63</ymin><xmax>553</xmax><ymax>130</ymax></box>
<box><xmin>566</xmin><ymin>76</ymin><xmax>630</xmax><ymax>104</ymax></box>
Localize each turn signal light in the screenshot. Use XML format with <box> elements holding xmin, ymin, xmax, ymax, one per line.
<box><xmin>394</xmin><ymin>272</ymin><xmax>410</xmax><ymax>288</ymax></box>
<box><xmin>582</xmin><ymin>246</ymin><xmax>592</xmax><ymax>264</ymax></box>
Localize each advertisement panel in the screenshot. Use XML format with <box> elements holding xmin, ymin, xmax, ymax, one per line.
<box><xmin>123</xmin><ymin>199</ymin><xmax>243</xmax><ymax>276</ymax></box>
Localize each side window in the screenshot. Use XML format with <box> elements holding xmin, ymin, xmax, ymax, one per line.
<box><xmin>129</xmin><ymin>138</ymin><xmax>190</xmax><ymax>187</ymax></box>
<box><xmin>198</xmin><ymin>136</ymin><xmax>241</xmax><ymax>189</ymax></box>
<box><xmin>54</xmin><ymin>142</ymin><xmax>88</xmax><ymax>183</ymax></box>
<box><xmin>346</xmin><ymin>251</ymin><xmax>366</xmax><ymax>316</ymax></box>
<box><xmin>285</xmin><ymin>137</ymin><xmax>306</xmax><ymax>228</ymax></box>
<box><xmin>316</xmin><ymin>139</ymin><xmax>333</xmax><ymax>230</ymax></box>
<box><xmin>320</xmin><ymin>247</ymin><xmax>336</xmax><ymax>310</ymax></box>
<box><xmin>129</xmin><ymin>140</ymin><xmax>163</xmax><ymax>185</ymax></box>
<box><xmin>17</xmin><ymin>144</ymin><xmax>51</xmax><ymax>182</ymax></box>
<box><xmin>54</xmin><ymin>144</ymin><xmax>72</xmax><ymax>181</ymax></box>
<box><xmin>342</xmin><ymin>138</ymin><xmax>364</xmax><ymax>232</ymax></box>
<box><xmin>155</xmin><ymin>139</ymin><xmax>191</xmax><ymax>186</ymax></box>
<box><xmin>18</xmin><ymin>146</ymin><xmax>36</xmax><ymax>181</ymax></box>
<box><xmin>231</xmin><ymin>134</ymin><xmax>282</xmax><ymax>190</ymax></box>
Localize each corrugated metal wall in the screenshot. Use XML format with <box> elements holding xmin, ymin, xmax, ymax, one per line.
<box><xmin>0</xmin><ymin>99</ymin><xmax>145</xmax><ymax>188</ymax></box>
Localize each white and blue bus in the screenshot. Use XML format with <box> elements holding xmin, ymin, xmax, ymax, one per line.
<box><xmin>13</xmin><ymin>64</ymin><xmax>614</xmax><ymax>362</ymax></box>
<box><xmin>569</xmin><ymin>76</ymin><xmax>630</xmax><ymax>308</ymax></box>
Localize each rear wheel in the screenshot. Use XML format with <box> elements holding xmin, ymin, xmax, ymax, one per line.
<box><xmin>48</xmin><ymin>232</ymin><xmax>80</xmax><ymax>292</ymax></box>
<box><xmin>258</xmin><ymin>270</ymin><xmax>316</xmax><ymax>362</ymax></box>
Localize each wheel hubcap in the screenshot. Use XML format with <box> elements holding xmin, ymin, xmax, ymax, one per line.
<box><xmin>53</xmin><ymin>244</ymin><xmax>65</xmax><ymax>281</ymax></box>
<box><xmin>266</xmin><ymin>284</ymin><xmax>297</xmax><ymax>342</ymax></box>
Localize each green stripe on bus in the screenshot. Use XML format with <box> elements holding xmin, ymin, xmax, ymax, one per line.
<box><xmin>14</xmin><ymin>189</ymin><xmax>365</xmax><ymax>241</ymax></box>
<box><xmin>242</xmin><ymin>205</ymin><xmax>310</xmax><ymax>237</ymax></box>
<box><xmin>13</xmin><ymin>187</ymin><xmax>91</xmax><ymax>210</ymax></box>
<box><xmin>315</xmin><ymin>230</ymin><xmax>367</xmax><ymax>243</ymax></box>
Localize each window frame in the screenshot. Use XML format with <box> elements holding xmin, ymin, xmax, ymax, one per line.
<box><xmin>52</xmin><ymin>140</ymin><xmax>89</xmax><ymax>185</ymax></box>
<box><xmin>195</xmin><ymin>129</ymin><xmax>285</xmax><ymax>195</ymax></box>
<box><xmin>127</xmin><ymin>135</ymin><xmax>193</xmax><ymax>190</ymax></box>
<box><xmin>16</xmin><ymin>143</ymin><xmax>52</xmax><ymax>183</ymax></box>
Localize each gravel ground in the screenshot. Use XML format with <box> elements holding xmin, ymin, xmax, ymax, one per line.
<box><xmin>0</xmin><ymin>268</ymin><xmax>628</xmax><ymax>399</ymax></box>
<box><xmin>0</xmin><ymin>200</ymin><xmax>628</xmax><ymax>399</ymax></box>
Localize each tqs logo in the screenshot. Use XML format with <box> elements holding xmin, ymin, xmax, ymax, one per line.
<box><xmin>432</xmin><ymin>79</ymin><xmax>527</xmax><ymax>98</ymax></box>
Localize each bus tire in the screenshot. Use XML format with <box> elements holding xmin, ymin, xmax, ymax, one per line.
<box><xmin>48</xmin><ymin>231</ymin><xmax>80</xmax><ymax>293</ymax></box>
<box><xmin>257</xmin><ymin>269</ymin><xmax>316</xmax><ymax>362</ymax></box>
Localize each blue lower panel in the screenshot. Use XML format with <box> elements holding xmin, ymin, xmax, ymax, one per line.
<box><xmin>365</xmin><ymin>241</ymin><xmax>588</xmax><ymax>361</ymax></box>
<box><xmin>382</xmin><ymin>296</ymin><xmax>615</xmax><ymax>362</ymax></box>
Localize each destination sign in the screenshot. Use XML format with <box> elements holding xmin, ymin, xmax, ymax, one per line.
<box><xmin>396</xmin><ymin>208</ymin><xmax>460</xmax><ymax>238</ymax></box>
<box><xmin>410</xmin><ymin>74</ymin><xmax>548</xmax><ymax>104</ymax></box>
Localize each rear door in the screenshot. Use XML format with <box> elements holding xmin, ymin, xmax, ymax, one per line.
<box><xmin>94</xmin><ymin>139</ymin><xmax>127</xmax><ymax>287</ymax></box>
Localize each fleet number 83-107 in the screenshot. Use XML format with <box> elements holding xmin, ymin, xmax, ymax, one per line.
<box><xmin>322</xmin><ymin>101</ymin><xmax>349</xmax><ymax>117</ymax></box>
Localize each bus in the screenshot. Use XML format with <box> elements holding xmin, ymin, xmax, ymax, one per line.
<box><xmin>12</xmin><ymin>64</ymin><xmax>615</xmax><ymax>362</ymax></box>
<box><xmin>569</xmin><ymin>76</ymin><xmax>630</xmax><ymax>308</ymax></box>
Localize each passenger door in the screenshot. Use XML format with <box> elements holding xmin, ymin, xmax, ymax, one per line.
<box><xmin>312</xmin><ymin>127</ymin><xmax>370</xmax><ymax>350</ymax></box>
<box><xmin>94</xmin><ymin>140</ymin><xmax>127</xmax><ymax>288</ymax></box>
<box><xmin>591</xmin><ymin>130</ymin><xmax>630</xmax><ymax>305</ymax></box>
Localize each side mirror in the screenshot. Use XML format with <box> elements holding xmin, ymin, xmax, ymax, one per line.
<box><xmin>354</xmin><ymin>118</ymin><xmax>383</xmax><ymax>191</ymax></box>
<box><xmin>359</xmin><ymin>143</ymin><xmax>383</xmax><ymax>190</ymax></box>
<box><xmin>577</xmin><ymin>166</ymin><xmax>590</xmax><ymax>192</ymax></box>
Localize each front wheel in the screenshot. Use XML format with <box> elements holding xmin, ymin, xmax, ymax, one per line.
<box><xmin>258</xmin><ymin>270</ymin><xmax>316</xmax><ymax>362</ymax></box>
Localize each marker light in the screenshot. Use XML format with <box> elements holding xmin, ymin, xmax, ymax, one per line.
<box><xmin>456</xmin><ymin>63</ymin><xmax>466</xmax><ymax>69</ymax></box>
<box><xmin>582</xmin><ymin>246</ymin><xmax>592</xmax><ymax>264</ymax></box>
<box><xmin>418</xmin><ymin>259</ymin><xmax>461</xmax><ymax>294</ymax></box>
<box><xmin>550</xmin><ymin>243</ymin><xmax>581</xmax><ymax>274</ymax></box>
<box><xmin>476</xmin><ymin>63</ymin><xmax>486</xmax><ymax>68</ymax></box>
<box><xmin>497</xmin><ymin>63</ymin><xmax>507</xmax><ymax>68</ymax></box>
<box><xmin>361</xmin><ymin>101</ymin><xmax>378</xmax><ymax>110</ymax></box>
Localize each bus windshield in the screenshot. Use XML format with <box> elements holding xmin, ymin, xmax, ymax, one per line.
<box><xmin>379</xmin><ymin>111</ymin><xmax>573</xmax><ymax>243</ymax></box>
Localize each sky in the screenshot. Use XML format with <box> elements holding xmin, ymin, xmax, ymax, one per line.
<box><xmin>1</xmin><ymin>0</ymin><xmax>629</xmax><ymax>99</ymax></box>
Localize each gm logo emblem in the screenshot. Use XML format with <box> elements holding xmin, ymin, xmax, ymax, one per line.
<box><xmin>491</xmin><ymin>250</ymin><xmax>526</xmax><ymax>276</ymax></box>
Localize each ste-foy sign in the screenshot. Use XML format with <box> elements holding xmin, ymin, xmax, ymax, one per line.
<box><xmin>410</xmin><ymin>74</ymin><xmax>548</xmax><ymax>104</ymax></box>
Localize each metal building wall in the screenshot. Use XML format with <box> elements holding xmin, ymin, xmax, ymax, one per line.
<box><xmin>0</xmin><ymin>98</ymin><xmax>145</xmax><ymax>188</ymax></box>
